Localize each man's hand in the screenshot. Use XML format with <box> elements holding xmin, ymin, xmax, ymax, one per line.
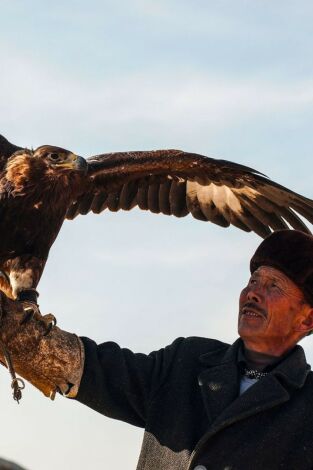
<box><xmin>0</xmin><ymin>292</ymin><xmax>84</xmax><ymax>400</ymax></box>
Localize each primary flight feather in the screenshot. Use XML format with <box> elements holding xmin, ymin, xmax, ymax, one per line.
<box><xmin>0</xmin><ymin>134</ymin><xmax>312</xmax><ymax>305</ymax></box>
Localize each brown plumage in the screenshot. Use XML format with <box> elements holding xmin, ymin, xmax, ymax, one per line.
<box><xmin>0</xmin><ymin>133</ymin><xmax>313</xmax><ymax>302</ymax></box>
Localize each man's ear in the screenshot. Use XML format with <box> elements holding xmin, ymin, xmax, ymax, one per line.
<box><xmin>296</xmin><ymin>307</ymin><xmax>313</xmax><ymax>334</ymax></box>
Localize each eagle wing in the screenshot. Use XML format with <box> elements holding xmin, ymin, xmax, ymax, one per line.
<box><xmin>0</xmin><ymin>135</ymin><xmax>23</xmax><ymax>169</ymax></box>
<box><xmin>65</xmin><ymin>149</ymin><xmax>313</xmax><ymax>238</ymax></box>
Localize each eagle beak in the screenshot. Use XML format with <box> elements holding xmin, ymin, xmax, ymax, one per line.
<box><xmin>74</xmin><ymin>155</ymin><xmax>88</xmax><ymax>172</ymax></box>
<box><xmin>58</xmin><ymin>154</ymin><xmax>88</xmax><ymax>172</ymax></box>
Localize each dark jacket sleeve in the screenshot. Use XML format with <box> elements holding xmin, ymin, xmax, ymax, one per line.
<box><xmin>75</xmin><ymin>336</ymin><xmax>185</xmax><ymax>428</ymax></box>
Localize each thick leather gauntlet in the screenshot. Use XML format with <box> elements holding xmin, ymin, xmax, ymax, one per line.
<box><xmin>0</xmin><ymin>292</ymin><xmax>84</xmax><ymax>400</ymax></box>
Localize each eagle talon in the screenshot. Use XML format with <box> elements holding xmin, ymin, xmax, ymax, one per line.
<box><xmin>20</xmin><ymin>301</ymin><xmax>41</xmax><ymax>323</ymax></box>
<box><xmin>20</xmin><ymin>305</ymin><xmax>36</xmax><ymax>325</ymax></box>
<box><xmin>41</xmin><ymin>313</ymin><xmax>57</xmax><ymax>336</ymax></box>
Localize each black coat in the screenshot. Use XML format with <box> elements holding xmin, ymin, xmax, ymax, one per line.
<box><xmin>76</xmin><ymin>336</ymin><xmax>313</xmax><ymax>470</ymax></box>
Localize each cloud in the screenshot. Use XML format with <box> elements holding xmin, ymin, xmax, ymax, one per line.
<box><xmin>1</xmin><ymin>49</ymin><xmax>313</xmax><ymax>150</ymax></box>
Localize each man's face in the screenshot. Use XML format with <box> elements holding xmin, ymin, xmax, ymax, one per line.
<box><xmin>238</xmin><ymin>266</ymin><xmax>313</xmax><ymax>354</ymax></box>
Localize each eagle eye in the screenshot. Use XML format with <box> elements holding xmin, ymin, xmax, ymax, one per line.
<box><xmin>48</xmin><ymin>153</ymin><xmax>60</xmax><ymax>161</ymax></box>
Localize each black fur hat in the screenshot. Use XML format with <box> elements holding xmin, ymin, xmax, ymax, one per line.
<box><xmin>250</xmin><ymin>230</ymin><xmax>313</xmax><ymax>306</ymax></box>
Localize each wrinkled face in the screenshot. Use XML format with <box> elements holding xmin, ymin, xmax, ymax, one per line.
<box><xmin>238</xmin><ymin>266</ymin><xmax>313</xmax><ymax>352</ymax></box>
<box><xmin>34</xmin><ymin>145</ymin><xmax>87</xmax><ymax>172</ymax></box>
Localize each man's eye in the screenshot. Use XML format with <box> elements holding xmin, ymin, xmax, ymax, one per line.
<box><xmin>249</xmin><ymin>279</ymin><xmax>257</xmax><ymax>285</ymax></box>
<box><xmin>269</xmin><ymin>281</ymin><xmax>282</xmax><ymax>291</ymax></box>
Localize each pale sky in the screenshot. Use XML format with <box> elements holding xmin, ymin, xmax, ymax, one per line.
<box><xmin>1</xmin><ymin>1</ymin><xmax>313</xmax><ymax>469</ymax></box>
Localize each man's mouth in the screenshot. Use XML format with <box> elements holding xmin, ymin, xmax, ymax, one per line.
<box><xmin>241</xmin><ymin>306</ymin><xmax>265</xmax><ymax>319</ymax></box>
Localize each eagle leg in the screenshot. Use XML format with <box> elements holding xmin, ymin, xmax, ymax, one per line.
<box><xmin>2</xmin><ymin>255</ymin><xmax>56</xmax><ymax>334</ymax></box>
<box><xmin>3</xmin><ymin>254</ymin><xmax>45</xmax><ymax>298</ymax></box>
<box><xmin>9</xmin><ymin>261</ymin><xmax>43</xmax><ymax>298</ymax></box>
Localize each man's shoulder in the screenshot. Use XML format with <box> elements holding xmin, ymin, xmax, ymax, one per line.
<box><xmin>181</xmin><ymin>336</ymin><xmax>230</xmax><ymax>350</ymax></box>
<box><xmin>151</xmin><ymin>337</ymin><xmax>232</xmax><ymax>387</ymax></box>
<box><xmin>162</xmin><ymin>336</ymin><xmax>231</xmax><ymax>361</ymax></box>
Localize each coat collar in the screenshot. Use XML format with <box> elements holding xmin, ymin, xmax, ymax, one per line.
<box><xmin>199</xmin><ymin>338</ymin><xmax>310</xmax><ymax>388</ymax></box>
<box><xmin>199</xmin><ymin>338</ymin><xmax>240</xmax><ymax>367</ymax></box>
<box><xmin>272</xmin><ymin>345</ymin><xmax>310</xmax><ymax>389</ymax></box>
<box><xmin>197</xmin><ymin>338</ymin><xmax>310</xmax><ymax>430</ymax></box>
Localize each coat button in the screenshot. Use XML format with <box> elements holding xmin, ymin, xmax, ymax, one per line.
<box><xmin>194</xmin><ymin>466</ymin><xmax>207</xmax><ymax>470</ymax></box>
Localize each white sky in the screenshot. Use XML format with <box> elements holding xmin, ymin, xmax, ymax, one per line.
<box><xmin>1</xmin><ymin>1</ymin><xmax>313</xmax><ymax>469</ymax></box>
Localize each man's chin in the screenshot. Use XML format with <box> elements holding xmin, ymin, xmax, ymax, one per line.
<box><xmin>238</xmin><ymin>321</ymin><xmax>265</xmax><ymax>338</ymax></box>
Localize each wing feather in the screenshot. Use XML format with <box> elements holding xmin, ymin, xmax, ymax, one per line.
<box><xmin>290</xmin><ymin>203</ymin><xmax>313</xmax><ymax>225</ymax></box>
<box><xmin>0</xmin><ymin>135</ymin><xmax>23</xmax><ymax>170</ymax></box>
<box><xmin>233</xmin><ymin>206</ymin><xmax>271</xmax><ymax>238</ymax></box>
<box><xmin>119</xmin><ymin>181</ymin><xmax>138</xmax><ymax>211</ymax></box>
<box><xmin>65</xmin><ymin>149</ymin><xmax>313</xmax><ymax>237</ymax></box>
<box><xmin>0</xmin><ymin>135</ymin><xmax>23</xmax><ymax>158</ymax></box>
<box><xmin>170</xmin><ymin>180</ymin><xmax>188</xmax><ymax>217</ymax></box>
<box><xmin>159</xmin><ymin>179</ymin><xmax>172</xmax><ymax>215</ymax></box>
<box><xmin>239</xmin><ymin>195</ymin><xmax>289</xmax><ymax>231</ymax></box>
<box><xmin>137</xmin><ymin>179</ymin><xmax>149</xmax><ymax>210</ymax></box>
<box><xmin>90</xmin><ymin>192</ymin><xmax>108</xmax><ymax>214</ymax></box>
<box><xmin>106</xmin><ymin>192</ymin><xmax>121</xmax><ymax>212</ymax></box>
<box><xmin>148</xmin><ymin>182</ymin><xmax>161</xmax><ymax>214</ymax></box>
<box><xmin>66</xmin><ymin>201</ymin><xmax>80</xmax><ymax>220</ymax></box>
<box><xmin>190</xmin><ymin>183</ymin><xmax>230</xmax><ymax>227</ymax></box>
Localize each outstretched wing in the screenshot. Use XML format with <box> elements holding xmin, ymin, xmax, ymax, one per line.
<box><xmin>0</xmin><ymin>135</ymin><xmax>23</xmax><ymax>157</ymax></box>
<box><xmin>0</xmin><ymin>135</ymin><xmax>23</xmax><ymax>170</ymax></box>
<box><xmin>66</xmin><ymin>149</ymin><xmax>313</xmax><ymax>238</ymax></box>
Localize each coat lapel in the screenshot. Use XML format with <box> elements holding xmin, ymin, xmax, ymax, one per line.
<box><xmin>213</xmin><ymin>373</ymin><xmax>289</xmax><ymax>431</ymax></box>
<box><xmin>198</xmin><ymin>339</ymin><xmax>241</xmax><ymax>423</ymax></box>
<box><xmin>198</xmin><ymin>339</ymin><xmax>310</xmax><ymax>432</ymax></box>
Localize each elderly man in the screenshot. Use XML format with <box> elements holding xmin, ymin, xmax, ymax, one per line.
<box><xmin>1</xmin><ymin>230</ymin><xmax>313</xmax><ymax>470</ymax></box>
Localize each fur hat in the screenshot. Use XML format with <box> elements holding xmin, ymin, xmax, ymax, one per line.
<box><xmin>250</xmin><ymin>230</ymin><xmax>313</xmax><ymax>306</ymax></box>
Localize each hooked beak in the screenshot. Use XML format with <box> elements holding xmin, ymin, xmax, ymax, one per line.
<box><xmin>57</xmin><ymin>154</ymin><xmax>88</xmax><ymax>172</ymax></box>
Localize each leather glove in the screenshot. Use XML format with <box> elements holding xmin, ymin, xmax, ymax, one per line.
<box><xmin>0</xmin><ymin>291</ymin><xmax>84</xmax><ymax>401</ymax></box>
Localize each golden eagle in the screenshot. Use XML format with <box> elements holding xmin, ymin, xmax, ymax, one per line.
<box><xmin>0</xmin><ymin>134</ymin><xmax>313</xmax><ymax>310</ymax></box>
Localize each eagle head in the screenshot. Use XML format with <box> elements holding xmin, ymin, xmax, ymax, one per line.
<box><xmin>4</xmin><ymin>145</ymin><xmax>87</xmax><ymax>197</ymax></box>
<box><xmin>34</xmin><ymin>145</ymin><xmax>87</xmax><ymax>173</ymax></box>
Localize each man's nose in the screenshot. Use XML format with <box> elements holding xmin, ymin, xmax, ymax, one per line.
<box><xmin>247</xmin><ymin>287</ymin><xmax>262</xmax><ymax>303</ymax></box>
